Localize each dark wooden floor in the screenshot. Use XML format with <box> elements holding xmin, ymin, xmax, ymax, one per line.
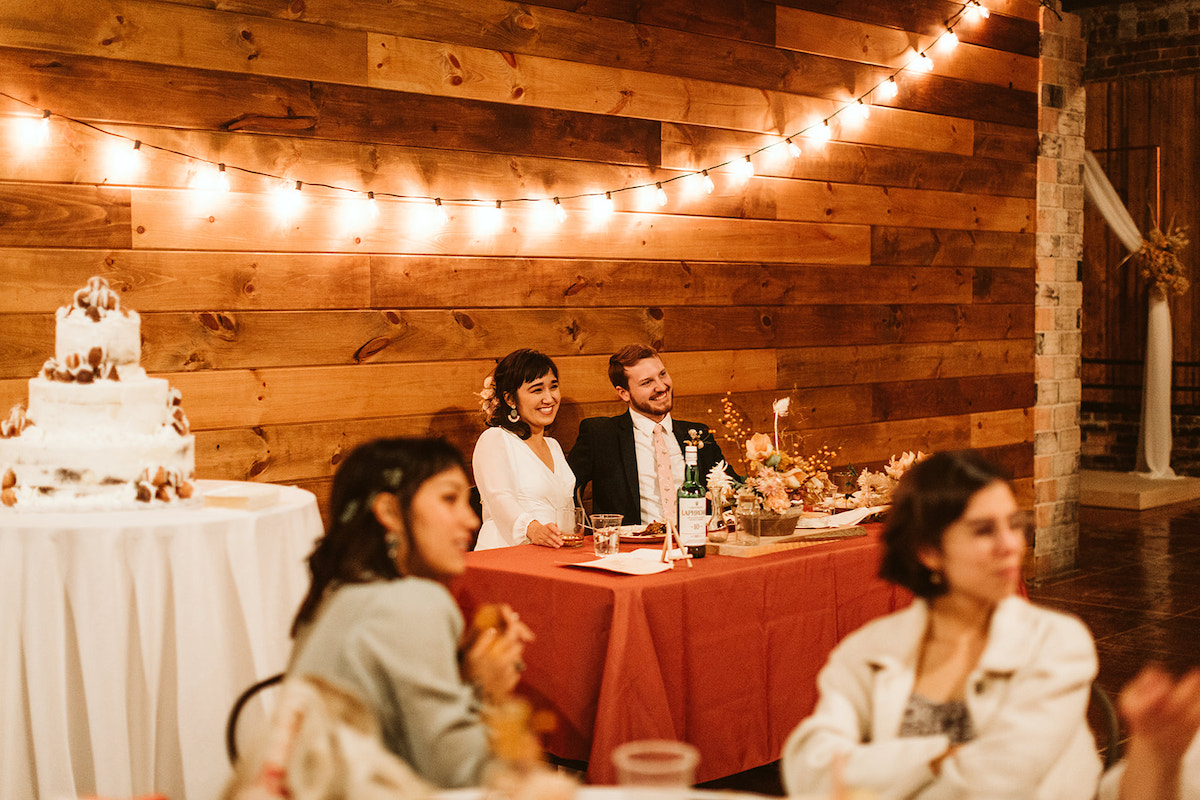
<box><xmin>702</xmin><ymin>499</ymin><xmax>1200</xmax><ymax>795</ymax></box>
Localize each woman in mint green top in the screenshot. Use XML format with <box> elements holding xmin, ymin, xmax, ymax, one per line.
<box><xmin>288</xmin><ymin>438</ymin><xmax>533</xmax><ymax>788</ymax></box>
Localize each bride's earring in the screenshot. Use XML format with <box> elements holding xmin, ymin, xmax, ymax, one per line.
<box><xmin>507</xmin><ymin>405</ymin><xmax>520</xmax><ymax>423</ymax></box>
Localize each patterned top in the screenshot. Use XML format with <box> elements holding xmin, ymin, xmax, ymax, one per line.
<box><xmin>898</xmin><ymin>693</ymin><xmax>976</xmax><ymax>745</ymax></box>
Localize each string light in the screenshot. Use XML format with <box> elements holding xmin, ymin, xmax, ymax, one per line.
<box><xmin>965</xmin><ymin>0</ymin><xmax>989</xmax><ymax>21</ymax></box>
<box><xmin>736</xmin><ymin>155</ymin><xmax>755</xmax><ymax>180</ymax></box>
<box><xmin>272</xmin><ymin>179</ymin><xmax>304</xmax><ymax>220</ymax></box>
<box><xmin>808</xmin><ymin>120</ymin><xmax>831</xmax><ymax>144</ymax></box>
<box><xmin>0</xmin><ymin>3</ymin><xmax>986</xmax><ymax>224</ymax></box>
<box><xmin>655</xmin><ymin>182</ymin><xmax>668</xmax><ymax>207</ymax></box>
<box><xmin>107</xmin><ymin>139</ymin><xmax>142</xmax><ymax>182</ymax></box>
<box><xmin>488</xmin><ymin>200</ymin><xmax>503</xmax><ymax>229</ymax></box>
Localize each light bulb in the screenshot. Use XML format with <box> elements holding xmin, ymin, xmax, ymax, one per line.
<box><xmin>655</xmin><ymin>182</ymin><xmax>668</xmax><ymax>207</ymax></box>
<box><xmin>217</xmin><ymin>163</ymin><xmax>231</xmax><ymax>192</ymax></box>
<box><xmin>917</xmin><ymin>52</ymin><xmax>934</xmax><ymax>71</ymax></box>
<box><xmin>489</xmin><ymin>200</ymin><xmax>502</xmax><ymax>228</ymax></box>
<box><xmin>786</xmin><ymin>137</ymin><xmax>802</xmax><ymax>158</ymax></box>
<box><xmin>39</xmin><ymin>110</ymin><xmax>50</xmax><ymax>142</ymax></box>
<box><xmin>738</xmin><ymin>155</ymin><xmax>755</xmax><ymax>179</ymax></box>
<box><xmin>880</xmin><ymin>77</ymin><xmax>899</xmax><ymax>100</ymax></box>
<box><xmin>856</xmin><ymin>100</ymin><xmax>871</xmax><ymax>120</ymax></box>
<box><xmin>108</xmin><ymin>139</ymin><xmax>142</xmax><ymax>182</ymax></box>
<box><xmin>941</xmin><ymin>29</ymin><xmax>959</xmax><ymax>50</ymax></box>
<box><xmin>367</xmin><ymin>191</ymin><xmax>380</xmax><ymax>219</ymax></box>
<box><xmin>273</xmin><ymin>180</ymin><xmax>304</xmax><ymax>220</ymax></box>
<box><xmin>701</xmin><ymin>170</ymin><xmax>715</xmax><ymax>193</ymax></box>
<box><xmin>603</xmin><ymin>191</ymin><xmax>615</xmax><ymax>215</ymax></box>
<box><xmin>434</xmin><ymin>198</ymin><xmax>449</xmax><ymax>226</ymax></box>
<box><xmin>809</xmin><ymin>120</ymin><xmax>831</xmax><ymax>144</ymax></box>
<box><xmin>553</xmin><ymin>197</ymin><xmax>566</xmax><ymax>223</ymax></box>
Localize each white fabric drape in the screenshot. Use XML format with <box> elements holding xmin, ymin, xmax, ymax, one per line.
<box><xmin>1082</xmin><ymin>151</ymin><xmax>1176</xmax><ymax>478</ymax></box>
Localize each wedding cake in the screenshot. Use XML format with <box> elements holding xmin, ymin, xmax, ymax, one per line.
<box><xmin>0</xmin><ymin>277</ymin><xmax>195</xmax><ymax>508</ymax></box>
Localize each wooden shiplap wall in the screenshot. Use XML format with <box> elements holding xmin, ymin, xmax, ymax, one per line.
<box><xmin>0</xmin><ymin>0</ymin><xmax>1041</xmax><ymax>519</ymax></box>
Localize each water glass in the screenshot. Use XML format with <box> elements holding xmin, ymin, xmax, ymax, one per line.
<box><xmin>590</xmin><ymin>513</ymin><xmax>622</xmax><ymax>557</ymax></box>
<box><xmin>612</xmin><ymin>739</ymin><xmax>699</xmax><ymax>787</ymax></box>
<box><xmin>559</xmin><ymin>506</ymin><xmax>586</xmax><ymax>548</ymax></box>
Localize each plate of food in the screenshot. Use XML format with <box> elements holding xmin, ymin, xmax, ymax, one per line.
<box><xmin>618</xmin><ymin>521</ymin><xmax>667</xmax><ymax>543</ymax></box>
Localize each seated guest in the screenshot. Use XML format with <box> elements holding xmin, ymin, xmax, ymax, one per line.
<box><xmin>472</xmin><ymin>348</ymin><xmax>575</xmax><ymax>549</ymax></box>
<box><xmin>1100</xmin><ymin>665</ymin><xmax>1200</xmax><ymax>800</ymax></box>
<box><xmin>288</xmin><ymin>437</ymin><xmax>534</xmax><ymax>789</ymax></box>
<box><xmin>568</xmin><ymin>344</ymin><xmax>730</xmax><ymax>525</ymax></box>
<box><xmin>781</xmin><ymin>449</ymin><xmax>1101</xmax><ymax>800</ymax></box>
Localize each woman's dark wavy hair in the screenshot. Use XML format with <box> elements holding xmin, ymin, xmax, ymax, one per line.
<box><xmin>485</xmin><ymin>348</ymin><xmax>559</xmax><ymax>440</ymax></box>
<box><xmin>879</xmin><ymin>449</ymin><xmax>1011</xmax><ymax>600</ymax></box>
<box><xmin>290</xmin><ymin>437</ymin><xmax>467</xmax><ymax>636</ymax></box>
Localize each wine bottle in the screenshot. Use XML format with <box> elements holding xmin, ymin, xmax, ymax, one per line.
<box><xmin>677</xmin><ymin>444</ymin><xmax>707</xmax><ymax>558</ymax></box>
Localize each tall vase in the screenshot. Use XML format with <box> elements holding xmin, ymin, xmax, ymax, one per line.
<box><xmin>1135</xmin><ymin>289</ymin><xmax>1176</xmax><ymax>478</ymax></box>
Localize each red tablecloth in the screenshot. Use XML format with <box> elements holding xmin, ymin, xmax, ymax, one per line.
<box><xmin>453</xmin><ymin>527</ymin><xmax>909</xmax><ymax>784</ymax></box>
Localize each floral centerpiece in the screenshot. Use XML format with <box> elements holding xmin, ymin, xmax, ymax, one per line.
<box><xmin>707</xmin><ymin>398</ymin><xmax>838</xmax><ymax>537</ymax></box>
<box><xmin>832</xmin><ymin>451</ymin><xmax>929</xmax><ymax>509</ymax></box>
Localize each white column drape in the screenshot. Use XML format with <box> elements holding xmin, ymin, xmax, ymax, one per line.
<box><xmin>1082</xmin><ymin>151</ymin><xmax>1175</xmax><ymax>478</ymax></box>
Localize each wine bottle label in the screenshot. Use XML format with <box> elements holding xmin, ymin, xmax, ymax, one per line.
<box><xmin>678</xmin><ymin>497</ymin><xmax>707</xmax><ymax>547</ymax></box>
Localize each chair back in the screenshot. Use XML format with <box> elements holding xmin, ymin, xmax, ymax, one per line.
<box><xmin>1090</xmin><ymin>681</ymin><xmax>1123</xmax><ymax>769</ymax></box>
<box><xmin>225</xmin><ymin>672</ymin><xmax>284</xmax><ymax>764</ymax></box>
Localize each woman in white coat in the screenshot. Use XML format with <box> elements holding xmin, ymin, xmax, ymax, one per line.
<box><xmin>781</xmin><ymin>449</ymin><xmax>1102</xmax><ymax>800</ymax></box>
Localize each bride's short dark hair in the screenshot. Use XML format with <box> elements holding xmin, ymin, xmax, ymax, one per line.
<box><xmin>486</xmin><ymin>349</ymin><xmax>559</xmax><ymax>440</ymax></box>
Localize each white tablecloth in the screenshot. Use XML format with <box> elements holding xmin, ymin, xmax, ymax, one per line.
<box><xmin>0</xmin><ymin>480</ymin><xmax>322</xmax><ymax>800</ymax></box>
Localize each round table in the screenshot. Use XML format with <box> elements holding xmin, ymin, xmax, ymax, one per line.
<box><xmin>0</xmin><ymin>480</ymin><xmax>322</xmax><ymax>800</ymax></box>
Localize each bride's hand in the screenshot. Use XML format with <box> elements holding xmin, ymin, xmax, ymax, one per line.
<box><xmin>526</xmin><ymin>520</ymin><xmax>564</xmax><ymax>548</ymax></box>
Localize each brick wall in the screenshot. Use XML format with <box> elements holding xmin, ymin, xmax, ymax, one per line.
<box><xmin>1079</xmin><ymin>0</ymin><xmax>1200</xmax><ymax>80</ymax></box>
<box><xmin>1034</xmin><ymin>6</ymin><xmax>1087</xmax><ymax>578</ymax></box>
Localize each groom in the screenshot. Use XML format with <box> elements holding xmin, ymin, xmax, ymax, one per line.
<box><xmin>568</xmin><ymin>344</ymin><xmax>732</xmax><ymax>525</ymax></box>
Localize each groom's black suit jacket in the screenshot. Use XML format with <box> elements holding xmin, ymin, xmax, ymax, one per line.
<box><xmin>567</xmin><ymin>411</ymin><xmax>730</xmax><ymax>525</ymax></box>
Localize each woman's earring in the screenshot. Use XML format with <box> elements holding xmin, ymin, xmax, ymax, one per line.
<box><xmin>507</xmin><ymin>405</ymin><xmax>520</xmax><ymax>423</ymax></box>
<box><xmin>929</xmin><ymin>569</ymin><xmax>944</xmax><ymax>586</ymax></box>
<box><xmin>385</xmin><ymin>533</ymin><xmax>399</xmax><ymax>563</ymax></box>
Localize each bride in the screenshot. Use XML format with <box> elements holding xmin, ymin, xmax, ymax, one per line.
<box><xmin>472</xmin><ymin>349</ymin><xmax>575</xmax><ymax>549</ymax></box>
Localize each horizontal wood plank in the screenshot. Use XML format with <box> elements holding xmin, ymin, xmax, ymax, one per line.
<box><xmin>0</xmin><ymin>185</ymin><xmax>131</xmax><ymax>248</ymax></box>
<box><xmin>777</xmin><ymin>340</ymin><xmax>1034</xmax><ymax>388</ymax></box>
<box><xmin>872</xmin><ymin>227</ymin><xmax>1036</xmax><ymax>267</ymax></box>
<box><xmin>128</xmin><ymin>188</ymin><xmax>873</xmax><ymax>263</ymax></box>
<box><xmin>0</xmin><ymin>46</ymin><xmax>662</xmax><ymax>166</ymax></box>
<box><xmin>0</xmin><ymin>249</ymin><xmax>371</xmax><ymax>312</ymax></box>
<box><xmin>660</xmin><ymin>125</ymin><xmax>1036</xmax><ymax>197</ymax></box>
<box><xmin>371</xmin><ymin>258</ymin><xmax>978</xmax><ymax>308</ymax></box>
<box><xmin>775</xmin><ymin>7</ymin><xmax>1038</xmax><ymax>93</ymax></box>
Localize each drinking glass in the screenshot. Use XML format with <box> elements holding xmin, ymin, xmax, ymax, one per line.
<box><xmin>612</xmin><ymin>739</ymin><xmax>699</xmax><ymax>788</ymax></box>
<box><xmin>559</xmin><ymin>506</ymin><xmax>586</xmax><ymax>548</ymax></box>
<box><xmin>590</xmin><ymin>513</ymin><xmax>622</xmax><ymax>557</ymax></box>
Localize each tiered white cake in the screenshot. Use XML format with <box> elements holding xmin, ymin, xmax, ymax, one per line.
<box><xmin>0</xmin><ymin>277</ymin><xmax>195</xmax><ymax>508</ymax></box>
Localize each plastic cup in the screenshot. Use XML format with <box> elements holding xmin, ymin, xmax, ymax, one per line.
<box><xmin>590</xmin><ymin>513</ymin><xmax>622</xmax><ymax>557</ymax></box>
<box><xmin>612</xmin><ymin>739</ymin><xmax>699</xmax><ymax>787</ymax></box>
